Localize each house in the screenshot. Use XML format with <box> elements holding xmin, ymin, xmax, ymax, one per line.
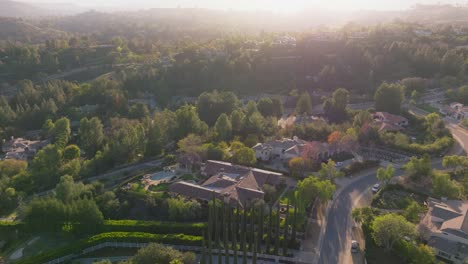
<box><xmin>443</xmin><ymin>103</ymin><xmax>468</xmax><ymax>121</ymax></box>
<box><xmin>373</xmin><ymin>112</ymin><xmax>409</xmax><ymax>132</ymax></box>
<box><xmin>169</xmin><ymin>161</ymin><xmax>283</xmax><ymax>207</ymax></box>
<box><xmin>1</xmin><ymin>137</ymin><xmax>48</xmax><ymax>161</ymax></box>
<box><xmin>277</xmin><ymin>114</ymin><xmax>324</xmax><ymax>129</ymax></box>
<box><xmin>419</xmin><ymin>198</ymin><xmax>468</xmax><ymax>264</ymax></box>
<box><xmin>252</xmin><ymin>137</ymin><xmax>307</xmax><ymax>161</ymax></box>
<box><xmin>252</xmin><ymin>137</ymin><xmax>337</xmax><ymax>162</ymax></box>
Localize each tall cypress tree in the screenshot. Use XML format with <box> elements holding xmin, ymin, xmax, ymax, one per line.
<box><xmin>201</xmin><ymin>230</ymin><xmax>207</xmax><ymax>264</ymax></box>
<box><xmin>249</xmin><ymin>206</ymin><xmax>254</xmax><ymax>251</ymax></box>
<box><xmin>266</xmin><ymin>205</ymin><xmax>272</xmax><ymax>254</ymax></box>
<box><xmin>291</xmin><ymin>200</ymin><xmax>297</xmax><ymax>247</ymax></box>
<box><xmin>252</xmin><ymin>235</ymin><xmax>258</xmax><ymax>264</ymax></box>
<box><xmin>258</xmin><ymin>204</ymin><xmax>264</xmax><ymax>254</ymax></box>
<box><xmin>283</xmin><ymin>199</ymin><xmax>290</xmax><ymax>256</ymax></box>
<box><xmin>224</xmin><ymin>218</ymin><xmax>230</xmax><ymax>264</ymax></box>
<box><xmin>233</xmin><ymin>222</ymin><xmax>238</xmax><ymax>264</ymax></box>
<box><xmin>227</xmin><ymin>205</ymin><xmax>232</xmax><ymax>243</ymax></box>
<box><xmin>218</xmin><ymin>242</ymin><xmax>222</xmax><ymax>264</ymax></box>
<box><xmin>236</xmin><ymin>203</ymin><xmax>241</xmax><ymax>241</ymax></box>
<box><xmin>208</xmin><ymin>219</ymin><xmax>213</xmax><ymax>264</ymax></box>
<box><xmin>242</xmin><ymin>231</ymin><xmax>247</xmax><ymax>264</ymax></box>
<box><xmin>215</xmin><ymin>200</ymin><xmax>220</xmax><ymax>249</ymax></box>
<box><xmin>241</xmin><ymin>204</ymin><xmax>247</xmax><ymax>250</ymax></box>
<box><xmin>274</xmin><ymin>204</ymin><xmax>280</xmax><ymax>255</ymax></box>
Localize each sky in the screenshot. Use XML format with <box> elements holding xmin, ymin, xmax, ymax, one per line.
<box><xmin>19</xmin><ymin>0</ymin><xmax>468</xmax><ymax>13</ymax></box>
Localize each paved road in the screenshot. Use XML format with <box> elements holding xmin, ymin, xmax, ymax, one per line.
<box><xmin>317</xmin><ymin>169</ymin><xmax>382</xmax><ymax>264</ymax></box>
<box><xmin>317</xmin><ymin>159</ymin><xmax>446</xmax><ymax>264</ymax></box>
<box><xmin>446</xmin><ymin>122</ymin><xmax>468</xmax><ymax>154</ymax></box>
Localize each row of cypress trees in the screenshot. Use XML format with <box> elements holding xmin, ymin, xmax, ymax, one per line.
<box><xmin>200</xmin><ymin>197</ymin><xmax>299</xmax><ymax>264</ymax></box>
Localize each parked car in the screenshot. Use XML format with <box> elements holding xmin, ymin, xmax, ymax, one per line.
<box><xmin>351</xmin><ymin>240</ymin><xmax>359</xmax><ymax>253</ymax></box>
<box><xmin>371</xmin><ymin>183</ymin><xmax>380</xmax><ymax>193</ymax></box>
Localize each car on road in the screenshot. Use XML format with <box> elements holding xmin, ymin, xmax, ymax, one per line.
<box><xmin>371</xmin><ymin>183</ymin><xmax>380</xmax><ymax>193</ymax></box>
<box><xmin>351</xmin><ymin>240</ymin><xmax>359</xmax><ymax>253</ymax></box>
<box><xmin>335</xmin><ymin>161</ymin><xmax>344</xmax><ymax>167</ymax></box>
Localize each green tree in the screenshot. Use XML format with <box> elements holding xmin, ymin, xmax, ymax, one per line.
<box><xmin>441</xmin><ymin>50</ymin><xmax>464</xmax><ymax>76</ymax></box>
<box><xmin>175</xmin><ymin>105</ymin><xmax>208</xmax><ymax>139</ymax></box>
<box><xmin>296</xmin><ymin>176</ymin><xmax>335</xmax><ymax>207</ymax></box>
<box><xmin>353</xmin><ymin>110</ymin><xmax>372</xmax><ymax>128</ymax></box>
<box><xmin>232</xmin><ymin>147</ymin><xmax>256</xmax><ymax>166</ymax></box>
<box><xmin>214</xmin><ymin>113</ymin><xmax>232</xmax><ymax>141</ymax></box>
<box><xmin>443</xmin><ymin>155</ymin><xmax>468</xmax><ymax>176</ymax></box>
<box><xmin>53</xmin><ymin>117</ymin><xmax>71</xmax><ymax>149</ymax></box>
<box><xmin>374</xmin><ymin>82</ymin><xmax>405</xmax><ymax>114</ymax></box>
<box><xmin>197</xmin><ymin>90</ymin><xmax>239</xmax><ymax>126</ymax></box>
<box><xmin>318</xmin><ymin>160</ymin><xmax>344</xmax><ymax>181</ymax></box>
<box><xmin>404</xmin><ymin>154</ymin><xmax>431</xmax><ymax>182</ymax></box>
<box><xmin>403</xmin><ymin>201</ymin><xmax>423</xmax><ymax>223</ymax></box>
<box><xmin>132</xmin><ymin>243</ymin><xmax>196</xmax><ymax>264</ymax></box>
<box><xmin>376</xmin><ymin>164</ymin><xmax>395</xmax><ymax>186</ymax></box>
<box><xmin>79</xmin><ymin>117</ymin><xmax>104</xmax><ymax>157</ymax></box>
<box><xmin>167</xmin><ymin>197</ymin><xmax>202</xmax><ymax>221</ymax></box>
<box><xmin>372</xmin><ymin>213</ymin><xmax>416</xmax><ymax>252</ymax></box>
<box><xmin>63</xmin><ymin>144</ymin><xmax>80</xmax><ymax>161</ymax></box>
<box><xmin>54</xmin><ymin>175</ymin><xmax>85</xmax><ymax>203</ymax></box>
<box><xmin>432</xmin><ymin>173</ymin><xmax>463</xmax><ymax>199</ymax></box>
<box><xmin>295</xmin><ymin>93</ymin><xmax>312</xmax><ymax>114</ymax></box>
<box><xmin>30</xmin><ymin>144</ymin><xmax>62</xmax><ymax>187</ymax></box>
<box><xmin>230</xmin><ymin>109</ymin><xmax>245</xmax><ymax>135</ymax></box>
<box><xmin>271</xmin><ymin>97</ymin><xmax>284</xmax><ymax>117</ymax></box>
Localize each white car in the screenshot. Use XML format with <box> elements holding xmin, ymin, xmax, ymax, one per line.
<box><xmin>371</xmin><ymin>183</ymin><xmax>381</xmax><ymax>193</ymax></box>
<box><xmin>351</xmin><ymin>240</ymin><xmax>359</xmax><ymax>253</ymax></box>
<box><xmin>335</xmin><ymin>161</ymin><xmax>344</xmax><ymax>167</ymax></box>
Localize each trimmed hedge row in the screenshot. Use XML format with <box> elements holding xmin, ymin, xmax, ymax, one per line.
<box><xmin>101</xmin><ymin>220</ymin><xmax>206</xmax><ymax>236</ymax></box>
<box><xmin>342</xmin><ymin>160</ymin><xmax>380</xmax><ymax>176</ymax></box>
<box><xmin>16</xmin><ymin>232</ymin><xmax>203</xmax><ymax>264</ymax></box>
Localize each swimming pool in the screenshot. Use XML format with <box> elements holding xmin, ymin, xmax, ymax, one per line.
<box><xmin>149</xmin><ymin>171</ymin><xmax>176</xmax><ymax>181</ymax></box>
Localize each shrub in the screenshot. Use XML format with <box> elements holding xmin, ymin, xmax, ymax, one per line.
<box><xmin>342</xmin><ymin>160</ymin><xmax>380</xmax><ymax>176</ymax></box>
<box><xmin>16</xmin><ymin>232</ymin><xmax>202</xmax><ymax>264</ymax></box>
<box><xmin>101</xmin><ymin>220</ymin><xmax>206</xmax><ymax>236</ymax></box>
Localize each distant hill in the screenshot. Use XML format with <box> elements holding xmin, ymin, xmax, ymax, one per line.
<box><xmin>0</xmin><ymin>17</ymin><xmax>67</xmax><ymax>43</ymax></box>
<box><xmin>0</xmin><ymin>0</ymin><xmax>87</xmax><ymax>17</ymax></box>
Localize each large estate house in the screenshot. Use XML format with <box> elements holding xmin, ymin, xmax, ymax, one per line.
<box><xmin>373</xmin><ymin>111</ymin><xmax>409</xmax><ymax>132</ymax></box>
<box><xmin>252</xmin><ymin>136</ymin><xmax>337</xmax><ymax>162</ymax></box>
<box><xmin>419</xmin><ymin>198</ymin><xmax>468</xmax><ymax>264</ymax></box>
<box><xmin>169</xmin><ymin>160</ymin><xmax>284</xmax><ymax>207</ymax></box>
<box><xmin>1</xmin><ymin>137</ymin><xmax>48</xmax><ymax>161</ymax></box>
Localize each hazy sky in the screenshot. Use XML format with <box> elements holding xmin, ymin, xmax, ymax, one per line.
<box><xmin>20</xmin><ymin>0</ymin><xmax>468</xmax><ymax>12</ymax></box>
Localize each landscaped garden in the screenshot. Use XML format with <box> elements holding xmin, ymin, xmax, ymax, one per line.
<box><xmin>372</xmin><ymin>184</ymin><xmax>427</xmax><ymax>210</ymax></box>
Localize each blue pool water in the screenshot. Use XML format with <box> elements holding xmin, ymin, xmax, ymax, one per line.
<box><xmin>149</xmin><ymin>171</ymin><xmax>175</xmax><ymax>181</ymax></box>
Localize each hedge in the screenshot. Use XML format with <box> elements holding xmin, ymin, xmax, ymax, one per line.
<box><xmin>0</xmin><ymin>221</ymin><xmax>25</xmax><ymax>234</ymax></box>
<box><xmin>16</xmin><ymin>232</ymin><xmax>202</xmax><ymax>264</ymax></box>
<box><xmin>342</xmin><ymin>160</ymin><xmax>380</xmax><ymax>176</ymax></box>
<box><xmin>101</xmin><ymin>220</ymin><xmax>206</xmax><ymax>236</ymax></box>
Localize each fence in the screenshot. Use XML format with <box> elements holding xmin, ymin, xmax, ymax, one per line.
<box><xmin>44</xmin><ymin>242</ymin><xmax>313</xmax><ymax>264</ymax></box>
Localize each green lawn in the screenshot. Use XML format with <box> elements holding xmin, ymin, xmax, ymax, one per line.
<box><xmin>179</xmin><ymin>174</ymin><xmax>197</xmax><ymax>181</ymax></box>
<box><xmin>148</xmin><ymin>183</ymin><xmax>170</xmax><ymax>192</ymax></box>
<box><xmin>415</xmin><ymin>103</ymin><xmax>439</xmax><ymax>114</ymax></box>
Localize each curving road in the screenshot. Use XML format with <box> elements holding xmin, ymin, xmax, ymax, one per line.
<box><xmin>317</xmin><ymin>169</ymin><xmax>382</xmax><ymax>264</ymax></box>
<box><xmin>317</xmin><ymin>158</ymin><xmax>446</xmax><ymax>264</ymax></box>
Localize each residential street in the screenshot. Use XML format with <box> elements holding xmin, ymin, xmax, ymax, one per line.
<box><xmin>446</xmin><ymin>122</ymin><xmax>468</xmax><ymax>154</ymax></box>
<box><xmin>317</xmin><ymin>157</ymin><xmax>447</xmax><ymax>264</ymax></box>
